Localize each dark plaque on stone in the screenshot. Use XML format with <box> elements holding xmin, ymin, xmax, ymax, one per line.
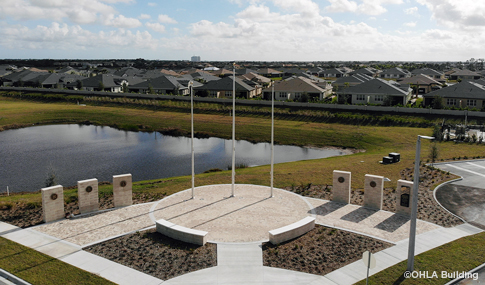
<box><xmin>400</xmin><ymin>193</ymin><xmax>410</xmax><ymax>207</ymax></box>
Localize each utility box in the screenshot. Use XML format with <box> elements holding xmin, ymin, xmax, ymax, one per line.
<box><xmin>389</xmin><ymin>153</ymin><xmax>401</xmax><ymax>163</ymax></box>
<box><xmin>382</xmin><ymin>156</ymin><xmax>393</xmax><ymax>164</ymax></box>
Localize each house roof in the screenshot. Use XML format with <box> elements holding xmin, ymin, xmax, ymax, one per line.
<box><xmin>450</xmin><ymin>69</ymin><xmax>481</xmax><ymax>76</ymax></box>
<box><xmin>445</xmin><ymin>68</ymin><xmax>462</xmax><ymax>75</ymax></box>
<box><xmin>423</xmin><ymin>81</ymin><xmax>485</xmax><ymax>99</ymax></box>
<box><xmin>129</xmin><ymin>75</ymin><xmax>187</xmax><ymax>90</ymax></box>
<box><xmin>194</xmin><ymin>76</ymin><xmax>255</xmax><ymax>91</ymax></box>
<box><xmin>256</xmin><ymin>68</ymin><xmax>282</xmax><ymax>75</ymax></box>
<box><xmin>333</xmin><ymin>74</ymin><xmax>373</xmax><ymax>85</ymax></box>
<box><xmin>209</xmin><ymin>68</ymin><xmax>233</xmax><ymax>76</ymax></box>
<box><xmin>397</xmin><ymin>74</ymin><xmax>442</xmax><ymax>85</ymax></box>
<box><xmin>321</xmin><ymin>68</ymin><xmax>346</xmax><ymax>75</ymax></box>
<box><xmin>380</xmin><ymin>67</ymin><xmax>410</xmax><ymax>75</ymax></box>
<box><xmin>114</xmin><ymin>67</ymin><xmax>143</xmax><ymax>77</ymax></box>
<box><xmin>336</xmin><ymin>78</ymin><xmax>410</xmax><ymax>96</ymax></box>
<box><xmin>76</xmin><ymin>74</ymin><xmax>126</xmax><ymax>88</ymax></box>
<box><xmin>263</xmin><ymin>76</ymin><xmax>326</xmax><ymax>93</ymax></box>
<box><xmin>181</xmin><ymin>72</ymin><xmax>221</xmax><ymax>82</ymax></box>
<box><xmin>238</xmin><ymin>72</ymin><xmax>271</xmax><ymax>83</ymax></box>
<box><xmin>410</xmin><ymin>68</ymin><xmax>443</xmax><ymax>76</ymax></box>
<box><xmin>350</xmin><ymin>68</ymin><xmax>377</xmax><ymax>76</ymax></box>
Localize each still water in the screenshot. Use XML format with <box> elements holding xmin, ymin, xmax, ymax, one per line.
<box><xmin>0</xmin><ymin>124</ymin><xmax>349</xmax><ymax>193</ymax></box>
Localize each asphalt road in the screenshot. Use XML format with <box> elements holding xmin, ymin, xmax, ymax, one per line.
<box><xmin>434</xmin><ymin>160</ymin><xmax>485</xmax><ymax>229</ymax></box>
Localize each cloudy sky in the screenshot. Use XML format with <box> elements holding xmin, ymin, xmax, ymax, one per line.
<box><xmin>0</xmin><ymin>0</ymin><xmax>483</xmax><ymax>61</ymax></box>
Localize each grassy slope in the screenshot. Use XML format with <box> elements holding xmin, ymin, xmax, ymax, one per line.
<box><xmin>0</xmin><ymin>237</ymin><xmax>115</xmax><ymax>285</ymax></box>
<box><xmin>355</xmin><ymin>232</ymin><xmax>485</xmax><ymax>285</ymax></box>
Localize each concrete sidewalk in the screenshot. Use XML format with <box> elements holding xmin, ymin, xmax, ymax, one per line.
<box><xmin>1</xmin><ymin>221</ymin><xmax>482</xmax><ymax>285</ymax></box>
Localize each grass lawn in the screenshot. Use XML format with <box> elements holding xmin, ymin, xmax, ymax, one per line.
<box><xmin>355</xmin><ymin>232</ymin><xmax>485</xmax><ymax>285</ymax></box>
<box><xmin>0</xmin><ymin>237</ymin><xmax>115</xmax><ymax>285</ymax></box>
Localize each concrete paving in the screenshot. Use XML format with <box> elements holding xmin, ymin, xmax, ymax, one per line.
<box><xmin>0</xmin><ymin>184</ymin><xmax>483</xmax><ymax>285</ymax></box>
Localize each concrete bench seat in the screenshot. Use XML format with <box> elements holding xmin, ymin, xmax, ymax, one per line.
<box><xmin>269</xmin><ymin>216</ymin><xmax>315</xmax><ymax>244</ymax></box>
<box><xmin>156</xmin><ymin>219</ymin><xmax>208</xmax><ymax>246</ymax></box>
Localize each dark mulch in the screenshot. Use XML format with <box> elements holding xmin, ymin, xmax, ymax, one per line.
<box><xmin>263</xmin><ymin>224</ymin><xmax>393</xmax><ymax>275</ymax></box>
<box><xmin>84</xmin><ymin>229</ymin><xmax>217</xmax><ymax>280</ymax></box>
<box><xmin>284</xmin><ymin>165</ymin><xmax>463</xmax><ymax>227</ymax></box>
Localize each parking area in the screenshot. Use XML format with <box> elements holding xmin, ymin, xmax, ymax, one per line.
<box><xmin>434</xmin><ymin>160</ymin><xmax>485</xmax><ymax>229</ymax></box>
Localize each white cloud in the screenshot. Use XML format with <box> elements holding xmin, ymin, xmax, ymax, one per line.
<box><xmin>0</xmin><ymin>22</ymin><xmax>158</xmax><ymax>51</ymax></box>
<box><xmin>146</xmin><ymin>22</ymin><xmax>166</xmax><ymax>33</ymax></box>
<box><xmin>158</xmin><ymin>14</ymin><xmax>178</xmax><ymax>24</ymax></box>
<box><xmin>404</xmin><ymin>7</ymin><xmax>418</xmax><ymax>15</ymax></box>
<box><xmin>103</xmin><ymin>14</ymin><xmax>142</xmax><ymax>28</ymax></box>
<box><xmin>147</xmin><ymin>2</ymin><xmax>157</xmax><ymax>7</ymax></box>
<box><xmin>404</xmin><ymin>21</ymin><xmax>416</xmax><ymax>27</ymax></box>
<box><xmin>417</xmin><ymin>0</ymin><xmax>485</xmax><ymax>28</ymax></box>
<box><xmin>139</xmin><ymin>14</ymin><xmax>151</xmax><ymax>20</ymax></box>
<box><xmin>325</xmin><ymin>0</ymin><xmax>404</xmax><ymax>15</ymax></box>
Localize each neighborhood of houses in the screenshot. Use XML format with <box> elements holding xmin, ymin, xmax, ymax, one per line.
<box><xmin>1</xmin><ymin>60</ymin><xmax>485</xmax><ymax>110</ymax></box>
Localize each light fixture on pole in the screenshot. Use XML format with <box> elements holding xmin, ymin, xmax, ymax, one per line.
<box><xmin>231</xmin><ymin>62</ymin><xmax>236</xmax><ymax>198</ymax></box>
<box><xmin>190</xmin><ymin>81</ymin><xmax>195</xmax><ymax>199</ymax></box>
<box><xmin>270</xmin><ymin>81</ymin><xmax>275</xmax><ymax>198</ymax></box>
<box><xmin>407</xmin><ymin>135</ymin><xmax>434</xmax><ymax>272</ymax></box>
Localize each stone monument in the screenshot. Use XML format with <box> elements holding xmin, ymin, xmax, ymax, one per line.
<box><xmin>113</xmin><ymin>174</ymin><xmax>133</xmax><ymax>208</ymax></box>
<box><xmin>396</xmin><ymin>180</ymin><xmax>413</xmax><ymax>216</ymax></box>
<box><xmin>41</xmin><ymin>185</ymin><xmax>64</xmax><ymax>223</ymax></box>
<box><xmin>363</xmin><ymin>174</ymin><xmax>384</xmax><ymax>210</ymax></box>
<box><xmin>332</xmin><ymin>170</ymin><xmax>351</xmax><ymax>204</ymax></box>
<box><xmin>77</xmin><ymin>178</ymin><xmax>99</xmax><ymax>214</ymax></box>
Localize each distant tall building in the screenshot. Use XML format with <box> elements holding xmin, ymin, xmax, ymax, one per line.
<box><xmin>191</xmin><ymin>56</ymin><xmax>201</xmax><ymax>62</ymax></box>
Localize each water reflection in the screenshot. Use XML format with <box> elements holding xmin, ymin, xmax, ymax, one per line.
<box><xmin>0</xmin><ymin>124</ymin><xmax>349</xmax><ymax>193</ymax></box>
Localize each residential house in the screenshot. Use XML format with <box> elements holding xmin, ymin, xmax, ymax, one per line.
<box><xmin>379</xmin><ymin>67</ymin><xmax>411</xmax><ymax>80</ymax></box>
<box><xmin>320</xmin><ymin>68</ymin><xmax>349</xmax><ymax>78</ymax></box>
<box><xmin>410</xmin><ymin>68</ymin><xmax>445</xmax><ymax>82</ymax></box>
<box><xmin>180</xmin><ymin>72</ymin><xmax>221</xmax><ymax>83</ymax></box>
<box><xmin>423</xmin><ymin>81</ymin><xmax>485</xmax><ymax>109</ymax></box>
<box><xmin>67</xmin><ymin>74</ymin><xmax>143</xmax><ymax>92</ymax></box>
<box><xmin>262</xmin><ymin>76</ymin><xmax>332</xmax><ymax>101</ymax></box>
<box><xmin>114</xmin><ymin>67</ymin><xmax>144</xmax><ymax>77</ymax></box>
<box><xmin>397</xmin><ymin>74</ymin><xmax>442</xmax><ymax>94</ymax></box>
<box><xmin>350</xmin><ymin>68</ymin><xmax>379</xmax><ymax>77</ymax></box>
<box><xmin>256</xmin><ymin>68</ymin><xmax>283</xmax><ymax>78</ymax></box>
<box><xmin>281</xmin><ymin>68</ymin><xmax>306</xmax><ymax>77</ymax></box>
<box><xmin>444</xmin><ymin>68</ymin><xmax>462</xmax><ymax>79</ymax></box>
<box><xmin>238</xmin><ymin>72</ymin><xmax>271</xmax><ymax>87</ymax></box>
<box><xmin>1</xmin><ymin>69</ymin><xmax>49</xmax><ymax>87</ymax></box>
<box><xmin>449</xmin><ymin>69</ymin><xmax>481</xmax><ymax>81</ymax></box>
<box><xmin>193</xmin><ymin>76</ymin><xmax>257</xmax><ymax>99</ymax></box>
<box><xmin>235</xmin><ymin>68</ymin><xmax>257</xmax><ymax>76</ymax></box>
<box><xmin>209</xmin><ymin>68</ymin><xmax>233</xmax><ymax>77</ymax></box>
<box><xmin>336</xmin><ymin>78</ymin><xmax>412</xmax><ymax>105</ymax></box>
<box><xmin>332</xmin><ymin>74</ymin><xmax>373</xmax><ymax>91</ymax></box>
<box><xmin>128</xmin><ymin>75</ymin><xmax>200</xmax><ymax>95</ymax></box>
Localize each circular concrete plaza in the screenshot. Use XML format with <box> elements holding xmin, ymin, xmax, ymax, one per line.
<box><xmin>150</xmin><ymin>184</ymin><xmax>313</xmax><ymax>243</ymax></box>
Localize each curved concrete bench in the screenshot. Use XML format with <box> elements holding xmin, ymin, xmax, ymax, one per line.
<box><xmin>156</xmin><ymin>219</ymin><xmax>208</xmax><ymax>246</ymax></box>
<box><xmin>269</xmin><ymin>217</ymin><xmax>315</xmax><ymax>245</ymax></box>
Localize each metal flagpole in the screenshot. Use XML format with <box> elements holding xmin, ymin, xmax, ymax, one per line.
<box><xmin>231</xmin><ymin>63</ymin><xmax>236</xmax><ymax>197</ymax></box>
<box><xmin>190</xmin><ymin>81</ymin><xmax>195</xmax><ymax>199</ymax></box>
<box><xmin>270</xmin><ymin>81</ymin><xmax>274</xmax><ymax>197</ymax></box>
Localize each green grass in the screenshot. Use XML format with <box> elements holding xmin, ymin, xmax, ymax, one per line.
<box><xmin>0</xmin><ymin>237</ymin><xmax>115</xmax><ymax>285</ymax></box>
<box><xmin>355</xmin><ymin>232</ymin><xmax>485</xmax><ymax>285</ymax></box>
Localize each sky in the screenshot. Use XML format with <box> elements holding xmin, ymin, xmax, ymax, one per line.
<box><xmin>0</xmin><ymin>0</ymin><xmax>484</xmax><ymax>62</ymax></box>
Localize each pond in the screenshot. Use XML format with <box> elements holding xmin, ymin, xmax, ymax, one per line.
<box><xmin>0</xmin><ymin>124</ymin><xmax>351</xmax><ymax>193</ymax></box>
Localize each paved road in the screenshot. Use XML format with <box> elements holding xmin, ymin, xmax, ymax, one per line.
<box><xmin>434</xmin><ymin>160</ymin><xmax>485</xmax><ymax>229</ymax></box>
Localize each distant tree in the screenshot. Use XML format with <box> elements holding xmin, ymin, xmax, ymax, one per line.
<box><xmin>44</xmin><ymin>168</ymin><xmax>58</xmax><ymax>187</ymax></box>
<box><xmin>432</xmin><ymin>95</ymin><xmax>444</xmax><ymax>109</ymax></box>
<box><xmin>300</xmin><ymin>92</ymin><xmax>309</xmax><ymax>103</ymax></box>
<box><xmin>432</xmin><ymin>125</ymin><xmax>443</xmax><ymax>142</ymax></box>
<box><xmin>148</xmin><ymin>84</ymin><xmax>154</xmax><ymax>94</ymax></box>
<box><xmin>122</xmin><ymin>82</ymin><xmax>128</xmax><ymax>93</ymax></box>
<box><xmin>98</xmin><ymin>81</ymin><xmax>105</xmax><ymax>91</ymax></box>
<box><xmin>383</xmin><ymin>95</ymin><xmax>392</xmax><ymax>106</ymax></box>
<box><xmin>76</xmin><ymin>80</ymin><xmax>83</xmax><ymax>90</ymax></box>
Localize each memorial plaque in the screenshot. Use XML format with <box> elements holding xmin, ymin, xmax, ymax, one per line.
<box><xmin>400</xmin><ymin>193</ymin><xmax>410</xmax><ymax>207</ymax></box>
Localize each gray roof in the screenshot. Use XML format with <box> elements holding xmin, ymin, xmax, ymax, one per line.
<box><xmin>380</xmin><ymin>67</ymin><xmax>410</xmax><ymax>75</ymax></box>
<box><xmin>114</xmin><ymin>67</ymin><xmax>144</xmax><ymax>77</ymax></box>
<box><xmin>194</xmin><ymin>76</ymin><xmax>254</xmax><ymax>92</ymax></box>
<box><xmin>263</xmin><ymin>76</ymin><xmax>326</xmax><ymax>93</ymax></box>
<box><xmin>410</xmin><ymin>68</ymin><xmax>443</xmax><ymax>76</ymax></box>
<box><xmin>350</xmin><ymin>68</ymin><xmax>378</xmax><ymax>76</ymax></box>
<box><xmin>129</xmin><ymin>75</ymin><xmax>202</xmax><ymax>91</ymax></box>
<box><xmin>333</xmin><ymin>74</ymin><xmax>373</xmax><ymax>85</ymax></box>
<box><xmin>397</xmin><ymin>74</ymin><xmax>441</xmax><ymax>85</ymax></box>
<box><xmin>336</xmin><ymin>78</ymin><xmax>410</xmax><ymax>96</ymax></box>
<box><xmin>423</xmin><ymin>81</ymin><xmax>485</xmax><ymax>99</ymax></box>
<box><xmin>450</xmin><ymin>69</ymin><xmax>481</xmax><ymax>76</ymax></box>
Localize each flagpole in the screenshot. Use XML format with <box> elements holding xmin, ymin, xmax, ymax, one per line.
<box><xmin>231</xmin><ymin>62</ymin><xmax>236</xmax><ymax>197</ymax></box>
<box><xmin>270</xmin><ymin>81</ymin><xmax>275</xmax><ymax>197</ymax></box>
<box><xmin>190</xmin><ymin>81</ymin><xmax>195</xmax><ymax>199</ymax></box>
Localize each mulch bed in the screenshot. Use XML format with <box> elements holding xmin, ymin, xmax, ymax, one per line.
<box><xmin>263</xmin><ymin>224</ymin><xmax>393</xmax><ymax>275</ymax></box>
<box><xmin>84</xmin><ymin>229</ymin><xmax>217</xmax><ymax>280</ymax></box>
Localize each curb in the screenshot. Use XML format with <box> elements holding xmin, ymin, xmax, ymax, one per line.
<box><xmin>0</xmin><ymin>269</ymin><xmax>31</xmax><ymax>285</ymax></box>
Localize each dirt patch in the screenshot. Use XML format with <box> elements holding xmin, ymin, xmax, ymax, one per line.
<box><xmin>263</xmin><ymin>224</ymin><xmax>393</xmax><ymax>275</ymax></box>
<box><xmin>284</xmin><ymin>165</ymin><xmax>463</xmax><ymax>228</ymax></box>
<box><xmin>84</xmin><ymin>228</ymin><xmax>217</xmax><ymax>281</ymax></box>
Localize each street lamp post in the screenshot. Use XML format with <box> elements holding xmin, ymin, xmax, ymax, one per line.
<box><xmin>190</xmin><ymin>81</ymin><xmax>195</xmax><ymax>199</ymax></box>
<box><xmin>270</xmin><ymin>81</ymin><xmax>274</xmax><ymax>198</ymax></box>
<box><xmin>231</xmin><ymin>62</ymin><xmax>236</xmax><ymax>197</ymax></box>
<box><xmin>407</xmin><ymin>135</ymin><xmax>434</xmax><ymax>272</ymax></box>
